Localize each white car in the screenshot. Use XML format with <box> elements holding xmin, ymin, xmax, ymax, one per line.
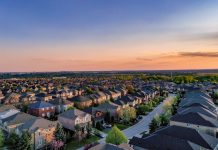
<box><xmin>103</xmin><ymin>123</ymin><xmax>112</xmax><ymax>128</ymax></box>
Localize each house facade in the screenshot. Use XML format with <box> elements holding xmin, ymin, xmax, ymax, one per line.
<box><xmin>58</xmin><ymin>109</ymin><xmax>92</xmax><ymax>131</ymax></box>
<box><xmin>28</xmin><ymin>101</ymin><xmax>55</xmax><ymax>118</ymax></box>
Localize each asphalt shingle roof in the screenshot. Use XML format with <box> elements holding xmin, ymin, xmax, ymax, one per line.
<box><xmin>155</xmin><ymin>126</ymin><xmax>218</xmax><ymax>149</ymax></box>
<box><xmin>28</xmin><ymin>101</ymin><xmax>54</xmax><ymax>109</ymax></box>
<box><xmin>171</xmin><ymin>112</ymin><xmax>218</xmax><ymax>128</ymax></box>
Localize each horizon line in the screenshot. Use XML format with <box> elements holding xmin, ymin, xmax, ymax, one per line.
<box><xmin>1</xmin><ymin>68</ymin><xmax>218</xmax><ymax>74</ymax></box>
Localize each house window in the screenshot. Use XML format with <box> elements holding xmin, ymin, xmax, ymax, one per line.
<box><xmin>46</xmin><ymin>107</ymin><xmax>49</xmax><ymax>110</ymax></box>
<box><xmin>38</xmin><ymin>139</ymin><xmax>43</xmax><ymax>146</ymax></box>
<box><xmin>42</xmin><ymin>108</ymin><xmax>44</xmax><ymax>111</ymax></box>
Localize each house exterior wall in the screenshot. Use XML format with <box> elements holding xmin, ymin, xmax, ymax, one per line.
<box><xmin>33</xmin><ymin>127</ymin><xmax>56</xmax><ymax>150</ymax></box>
<box><xmin>28</xmin><ymin>107</ymin><xmax>55</xmax><ymax>118</ymax></box>
<box><xmin>58</xmin><ymin>114</ymin><xmax>92</xmax><ymax>131</ymax></box>
<box><xmin>75</xmin><ymin>101</ymin><xmax>92</xmax><ymax>109</ymax></box>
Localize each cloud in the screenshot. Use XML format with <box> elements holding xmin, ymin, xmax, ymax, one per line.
<box><xmin>178</xmin><ymin>52</ymin><xmax>218</xmax><ymax>58</ymax></box>
<box><xmin>179</xmin><ymin>31</ymin><xmax>218</xmax><ymax>42</ymax></box>
<box><xmin>136</xmin><ymin>57</ymin><xmax>152</xmax><ymax>61</ymax></box>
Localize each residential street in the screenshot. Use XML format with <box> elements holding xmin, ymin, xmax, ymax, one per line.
<box><xmin>97</xmin><ymin>94</ymin><xmax>176</xmax><ymax>144</ymax></box>
<box><xmin>123</xmin><ymin>94</ymin><xmax>176</xmax><ymax>139</ymax></box>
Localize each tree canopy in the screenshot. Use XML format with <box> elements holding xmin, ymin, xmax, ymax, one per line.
<box><xmin>106</xmin><ymin>126</ymin><xmax>127</xmax><ymax>145</ymax></box>
<box><xmin>0</xmin><ymin>129</ymin><xmax>4</xmax><ymax>147</ymax></box>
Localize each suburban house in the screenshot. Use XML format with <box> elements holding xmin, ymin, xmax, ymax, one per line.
<box><xmin>170</xmin><ymin>112</ymin><xmax>218</xmax><ymax>137</ymax></box>
<box><xmin>0</xmin><ymin>112</ymin><xmax>36</xmax><ymax>133</ymax></box>
<box><xmin>17</xmin><ymin>117</ymin><xmax>57</xmax><ymax>150</ymax></box>
<box><xmin>129</xmin><ymin>126</ymin><xmax>218</xmax><ymax>150</ymax></box>
<box><xmin>115</xmin><ymin>87</ymin><xmax>128</xmax><ymax>97</ymax></box>
<box><xmin>89</xmin><ymin>91</ymin><xmax>108</xmax><ymax>105</ymax></box>
<box><xmin>83</xmin><ymin>107</ymin><xmax>105</xmax><ymax>127</ymax></box>
<box><xmin>20</xmin><ymin>92</ymin><xmax>36</xmax><ymax>103</ymax></box>
<box><xmin>103</xmin><ymin>90</ymin><xmax>121</xmax><ymax>100</ymax></box>
<box><xmin>0</xmin><ymin>106</ymin><xmax>20</xmax><ymax>120</ymax></box>
<box><xmin>28</xmin><ymin>101</ymin><xmax>55</xmax><ymax>118</ymax></box>
<box><xmin>0</xmin><ymin>105</ymin><xmax>17</xmax><ymax>113</ymax></box>
<box><xmin>2</xmin><ymin>93</ymin><xmax>21</xmax><ymax>104</ymax></box>
<box><xmin>68</xmin><ymin>96</ymin><xmax>93</xmax><ymax>109</ymax></box>
<box><xmin>48</xmin><ymin>98</ymin><xmax>74</xmax><ymax>113</ymax></box>
<box><xmin>94</xmin><ymin>102</ymin><xmax>121</xmax><ymax>121</ymax></box>
<box><xmin>119</xmin><ymin>95</ymin><xmax>142</xmax><ymax>107</ymax></box>
<box><xmin>177</xmin><ymin>106</ymin><xmax>218</xmax><ymax>119</ymax></box>
<box><xmin>113</xmin><ymin>99</ymin><xmax>130</xmax><ymax>108</ymax></box>
<box><xmin>58</xmin><ymin>109</ymin><xmax>92</xmax><ymax>131</ymax></box>
<box><xmin>35</xmin><ymin>93</ymin><xmax>53</xmax><ymax>102</ymax></box>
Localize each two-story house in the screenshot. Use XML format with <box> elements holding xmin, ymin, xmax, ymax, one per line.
<box><xmin>58</xmin><ymin>109</ymin><xmax>92</xmax><ymax>131</ymax></box>
<box><xmin>17</xmin><ymin>117</ymin><xmax>57</xmax><ymax>150</ymax></box>
<box><xmin>28</xmin><ymin>101</ymin><xmax>55</xmax><ymax>118</ymax></box>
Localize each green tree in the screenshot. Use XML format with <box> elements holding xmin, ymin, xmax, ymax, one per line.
<box><xmin>17</xmin><ymin>131</ymin><xmax>32</xmax><ymax>150</ymax></box>
<box><xmin>74</xmin><ymin>124</ymin><xmax>82</xmax><ymax>141</ymax></box>
<box><xmin>149</xmin><ymin>115</ymin><xmax>161</xmax><ymax>133</ymax></box>
<box><xmin>129</xmin><ymin>107</ymin><xmax>136</xmax><ymax>121</ymax></box>
<box><xmin>55</xmin><ymin>123</ymin><xmax>66</xmax><ymax>142</ymax></box>
<box><xmin>106</xmin><ymin>126</ymin><xmax>127</xmax><ymax>145</ymax></box>
<box><xmin>119</xmin><ymin>106</ymin><xmax>136</xmax><ymax>123</ymax></box>
<box><xmin>0</xmin><ymin>129</ymin><xmax>4</xmax><ymax>147</ymax></box>
<box><xmin>86</xmin><ymin>122</ymin><xmax>92</xmax><ymax>138</ymax></box>
<box><xmin>160</xmin><ymin>113</ymin><xmax>170</xmax><ymax>126</ymax></box>
<box><xmin>96</xmin><ymin>122</ymin><xmax>102</xmax><ymax>130</ymax></box>
<box><xmin>7</xmin><ymin>132</ymin><xmax>20</xmax><ymax>150</ymax></box>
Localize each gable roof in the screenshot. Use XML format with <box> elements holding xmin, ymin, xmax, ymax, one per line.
<box><xmin>129</xmin><ymin>135</ymin><xmax>199</xmax><ymax>150</ymax></box>
<box><xmin>0</xmin><ymin>105</ymin><xmax>17</xmax><ymax>112</ymax></box>
<box><xmin>155</xmin><ymin>126</ymin><xmax>218</xmax><ymax>149</ymax></box>
<box><xmin>95</xmin><ymin>101</ymin><xmax>119</xmax><ymax>111</ymax></box>
<box><xmin>68</xmin><ymin>96</ymin><xmax>91</xmax><ymax>102</ymax></box>
<box><xmin>58</xmin><ymin>109</ymin><xmax>89</xmax><ymax>120</ymax></box>
<box><xmin>49</xmin><ymin>98</ymin><xmax>73</xmax><ymax>105</ymax></box>
<box><xmin>1</xmin><ymin>112</ymin><xmax>36</xmax><ymax>126</ymax></box>
<box><xmin>171</xmin><ymin>112</ymin><xmax>218</xmax><ymax>127</ymax></box>
<box><xmin>178</xmin><ymin>106</ymin><xmax>217</xmax><ymax>119</ymax></box>
<box><xmin>178</xmin><ymin>103</ymin><xmax>217</xmax><ymax>113</ymax></box>
<box><xmin>28</xmin><ymin>101</ymin><xmax>54</xmax><ymax>109</ymax></box>
<box><xmin>19</xmin><ymin>117</ymin><xmax>56</xmax><ymax>132</ymax></box>
<box><xmin>89</xmin><ymin>143</ymin><xmax>131</xmax><ymax>150</ymax></box>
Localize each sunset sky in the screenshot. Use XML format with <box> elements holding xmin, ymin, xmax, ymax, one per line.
<box><xmin>0</xmin><ymin>0</ymin><xmax>218</xmax><ymax>72</ymax></box>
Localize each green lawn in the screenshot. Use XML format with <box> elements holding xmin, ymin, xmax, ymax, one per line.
<box><xmin>114</xmin><ymin>123</ymin><xmax>131</xmax><ymax>130</ymax></box>
<box><xmin>65</xmin><ymin>135</ymin><xmax>99</xmax><ymax>150</ymax></box>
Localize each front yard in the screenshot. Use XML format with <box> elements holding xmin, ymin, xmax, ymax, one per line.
<box><xmin>102</xmin><ymin>123</ymin><xmax>132</xmax><ymax>134</ymax></box>
<box><xmin>114</xmin><ymin>123</ymin><xmax>131</xmax><ymax>130</ymax></box>
<box><xmin>65</xmin><ymin>135</ymin><xmax>99</xmax><ymax>150</ymax></box>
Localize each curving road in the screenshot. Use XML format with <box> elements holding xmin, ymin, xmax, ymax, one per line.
<box><xmin>77</xmin><ymin>94</ymin><xmax>176</xmax><ymax>149</ymax></box>
<box><xmin>123</xmin><ymin>94</ymin><xmax>176</xmax><ymax>139</ymax></box>
<box><xmin>98</xmin><ymin>94</ymin><xmax>176</xmax><ymax>142</ymax></box>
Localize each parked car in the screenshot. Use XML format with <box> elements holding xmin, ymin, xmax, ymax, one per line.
<box><xmin>103</xmin><ymin>123</ymin><xmax>112</xmax><ymax>128</ymax></box>
<box><xmin>136</xmin><ymin>115</ymin><xmax>143</xmax><ymax>121</ymax></box>
<box><xmin>95</xmin><ymin>132</ymin><xmax>105</xmax><ymax>138</ymax></box>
